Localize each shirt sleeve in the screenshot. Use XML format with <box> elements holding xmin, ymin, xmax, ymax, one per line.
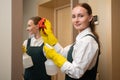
<box><xmin>23</xmin><ymin>39</ymin><xmax>28</xmax><ymax>48</ymax></box>
<box><xmin>60</xmin><ymin>36</ymin><xmax>99</xmax><ymax>79</ymax></box>
<box><xmin>54</xmin><ymin>43</ymin><xmax>72</xmax><ymax>57</ymax></box>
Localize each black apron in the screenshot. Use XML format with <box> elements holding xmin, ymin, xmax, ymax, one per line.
<box><xmin>65</xmin><ymin>34</ymin><xmax>100</xmax><ymax>80</ymax></box>
<box><xmin>24</xmin><ymin>38</ymin><xmax>51</xmax><ymax>80</ymax></box>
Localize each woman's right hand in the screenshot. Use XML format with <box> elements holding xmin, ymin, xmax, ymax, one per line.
<box><xmin>39</xmin><ymin>18</ymin><xmax>58</xmax><ymax>46</ymax></box>
<box><xmin>22</xmin><ymin>45</ymin><xmax>26</xmax><ymax>53</ymax></box>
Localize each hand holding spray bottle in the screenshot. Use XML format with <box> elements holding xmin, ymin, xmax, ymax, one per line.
<box><xmin>39</xmin><ymin>18</ymin><xmax>57</xmax><ymax>75</ymax></box>
<box><xmin>45</xmin><ymin>43</ymin><xmax>58</xmax><ymax>75</ymax></box>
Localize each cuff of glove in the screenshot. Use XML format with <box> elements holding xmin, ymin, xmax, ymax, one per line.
<box><xmin>60</xmin><ymin>61</ymin><xmax>72</xmax><ymax>72</ymax></box>
<box><xmin>53</xmin><ymin>43</ymin><xmax>63</xmax><ymax>52</ymax></box>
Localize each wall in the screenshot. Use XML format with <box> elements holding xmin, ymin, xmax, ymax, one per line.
<box><xmin>0</xmin><ymin>0</ymin><xmax>11</xmax><ymax>79</ymax></box>
<box><xmin>79</xmin><ymin>0</ymin><xmax>112</xmax><ymax>80</ymax></box>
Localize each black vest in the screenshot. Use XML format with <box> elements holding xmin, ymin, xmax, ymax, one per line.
<box><xmin>65</xmin><ymin>34</ymin><xmax>100</xmax><ymax>80</ymax></box>
<box><xmin>24</xmin><ymin>38</ymin><xmax>51</xmax><ymax>80</ymax></box>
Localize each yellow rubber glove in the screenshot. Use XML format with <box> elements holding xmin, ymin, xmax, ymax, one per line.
<box><xmin>39</xmin><ymin>18</ymin><xmax>58</xmax><ymax>46</ymax></box>
<box><xmin>22</xmin><ymin>45</ymin><xmax>27</xmax><ymax>54</ymax></box>
<box><xmin>44</xmin><ymin>44</ymin><xmax>67</xmax><ymax>68</ymax></box>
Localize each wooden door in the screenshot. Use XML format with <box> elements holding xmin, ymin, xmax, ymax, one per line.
<box><xmin>54</xmin><ymin>5</ymin><xmax>72</xmax><ymax>80</ymax></box>
<box><xmin>55</xmin><ymin>5</ymin><xmax>73</xmax><ymax>47</ymax></box>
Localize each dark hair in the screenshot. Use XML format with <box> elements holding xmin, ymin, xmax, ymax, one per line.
<box><xmin>73</xmin><ymin>3</ymin><xmax>99</xmax><ymax>39</ymax></box>
<box><xmin>29</xmin><ymin>16</ymin><xmax>41</xmax><ymax>25</ymax></box>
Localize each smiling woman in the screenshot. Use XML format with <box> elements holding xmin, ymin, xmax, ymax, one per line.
<box><xmin>40</xmin><ymin>3</ymin><xmax>100</xmax><ymax>80</ymax></box>
<box><xmin>23</xmin><ymin>16</ymin><xmax>51</xmax><ymax>80</ymax></box>
<box><xmin>72</xmin><ymin>4</ymin><xmax>93</xmax><ymax>32</ymax></box>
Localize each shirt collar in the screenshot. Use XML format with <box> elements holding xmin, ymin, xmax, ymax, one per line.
<box><xmin>32</xmin><ymin>36</ymin><xmax>43</xmax><ymax>42</ymax></box>
<box><xmin>76</xmin><ymin>27</ymin><xmax>92</xmax><ymax>42</ymax></box>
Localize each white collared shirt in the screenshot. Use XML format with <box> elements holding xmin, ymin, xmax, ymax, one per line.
<box><xmin>54</xmin><ymin>27</ymin><xmax>99</xmax><ymax>79</ymax></box>
<box><xmin>23</xmin><ymin>37</ymin><xmax>43</xmax><ymax>48</ymax></box>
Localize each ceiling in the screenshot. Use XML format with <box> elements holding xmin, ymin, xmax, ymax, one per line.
<box><xmin>39</xmin><ymin>0</ymin><xmax>70</xmax><ymax>8</ymax></box>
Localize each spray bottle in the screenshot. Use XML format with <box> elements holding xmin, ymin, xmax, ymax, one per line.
<box><xmin>45</xmin><ymin>43</ymin><xmax>58</xmax><ymax>75</ymax></box>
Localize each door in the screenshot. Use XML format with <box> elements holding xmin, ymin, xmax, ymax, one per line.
<box><xmin>54</xmin><ymin>5</ymin><xmax>72</xmax><ymax>80</ymax></box>
<box><xmin>55</xmin><ymin>5</ymin><xmax>73</xmax><ymax>47</ymax></box>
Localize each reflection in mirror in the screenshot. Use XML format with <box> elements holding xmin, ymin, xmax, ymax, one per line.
<box><xmin>23</xmin><ymin>0</ymin><xmax>78</xmax><ymax>80</ymax></box>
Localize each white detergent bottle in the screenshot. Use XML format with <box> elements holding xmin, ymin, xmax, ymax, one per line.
<box><xmin>45</xmin><ymin>43</ymin><xmax>58</xmax><ymax>75</ymax></box>
<box><xmin>45</xmin><ymin>59</ymin><xmax>57</xmax><ymax>75</ymax></box>
<box><xmin>23</xmin><ymin>53</ymin><xmax>33</xmax><ymax>69</ymax></box>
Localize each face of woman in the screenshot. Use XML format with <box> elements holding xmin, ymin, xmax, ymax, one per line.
<box><xmin>72</xmin><ymin>6</ymin><xmax>92</xmax><ymax>32</ymax></box>
<box><xmin>26</xmin><ymin>20</ymin><xmax>39</xmax><ymax>35</ymax></box>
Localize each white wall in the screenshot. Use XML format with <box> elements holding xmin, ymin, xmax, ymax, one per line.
<box><xmin>0</xmin><ymin>0</ymin><xmax>11</xmax><ymax>80</ymax></box>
